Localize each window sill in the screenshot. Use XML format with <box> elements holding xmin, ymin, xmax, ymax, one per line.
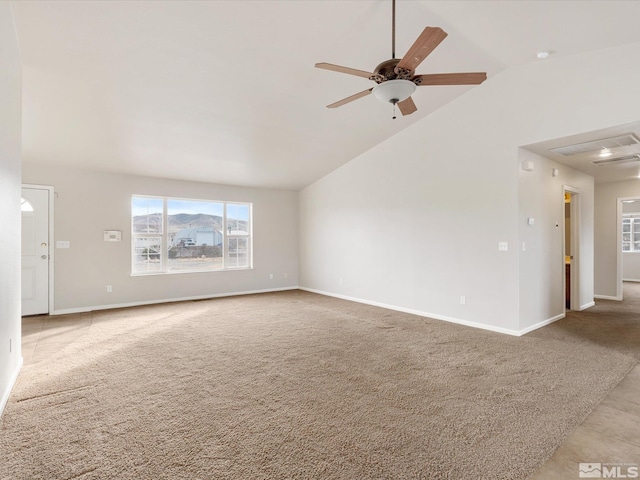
<box><xmin>131</xmin><ymin>267</ymin><xmax>254</xmax><ymax>277</ymax></box>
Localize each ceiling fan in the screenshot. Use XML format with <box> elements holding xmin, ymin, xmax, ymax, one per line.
<box><xmin>315</xmin><ymin>0</ymin><xmax>487</xmax><ymax>118</ymax></box>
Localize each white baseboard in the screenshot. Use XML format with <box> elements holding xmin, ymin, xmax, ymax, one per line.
<box><xmin>578</xmin><ymin>301</ymin><xmax>596</xmax><ymax>311</ymax></box>
<box><xmin>53</xmin><ymin>286</ymin><xmax>299</xmax><ymax>315</ymax></box>
<box><xmin>299</xmin><ymin>287</ymin><xmax>524</xmax><ymax>336</ymax></box>
<box><xmin>594</xmin><ymin>294</ymin><xmax>622</xmax><ymax>301</ymax></box>
<box><xmin>518</xmin><ymin>313</ymin><xmax>565</xmax><ymax>336</ymax></box>
<box><xmin>0</xmin><ymin>357</ymin><xmax>23</xmax><ymax>418</ymax></box>
<box><xmin>54</xmin><ymin>285</ymin><xmax>572</xmax><ymax>338</ymax></box>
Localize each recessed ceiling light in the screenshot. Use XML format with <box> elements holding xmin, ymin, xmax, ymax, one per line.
<box><xmin>599</xmin><ymin>148</ymin><xmax>612</xmax><ymax>158</ymax></box>
<box><xmin>536</xmin><ymin>51</ymin><xmax>551</xmax><ymax>59</ymax></box>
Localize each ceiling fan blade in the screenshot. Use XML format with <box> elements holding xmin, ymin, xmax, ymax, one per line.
<box><xmin>398</xmin><ymin>96</ymin><xmax>417</xmax><ymax>116</ymax></box>
<box><xmin>315</xmin><ymin>62</ymin><xmax>374</xmax><ymax>79</ymax></box>
<box><xmin>413</xmin><ymin>72</ymin><xmax>487</xmax><ymax>86</ymax></box>
<box><xmin>395</xmin><ymin>27</ymin><xmax>448</xmax><ymax>75</ymax></box>
<box><xmin>326</xmin><ymin>88</ymin><xmax>373</xmax><ymax>108</ymax></box>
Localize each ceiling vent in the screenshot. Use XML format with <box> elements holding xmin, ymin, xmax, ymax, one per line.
<box><xmin>551</xmin><ymin>133</ymin><xmax>640</xmax><ymax>156</ymax></box>
<box><xmin>592</xmin><ymin>154</ymin><xmax>640</xmax><ymax>166</ymax></box>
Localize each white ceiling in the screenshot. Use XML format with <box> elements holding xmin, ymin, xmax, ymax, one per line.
<box><xmin>12</xmin><ymin>1</ymin><xmax>640</xmax><ymax>190</ymax></box>
<box><xmin>524</xmin><ymin>121</ymin><xmax>640</xmax><ymax>184</ymax></box>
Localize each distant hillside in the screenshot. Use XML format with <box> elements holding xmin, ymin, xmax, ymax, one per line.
<box><xmin>133</xmin><ymin>213</ymin><xmax>247</xmax><ymax>234</ymax></box>
<box><xmin>168</xmin><ymin>213</ymin><xmax>222</xmax><ymax>229</ymax></box>
<box><xmin>133</xmin><ymin>213</ymin><xmax>162</xmax><ymax>233</ymax></box>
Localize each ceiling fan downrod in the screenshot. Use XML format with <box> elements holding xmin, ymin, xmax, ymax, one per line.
<box><xmin>391</xmin><ymin>0</ymin><xmax>396</xmax><ymax>59</ymax></box>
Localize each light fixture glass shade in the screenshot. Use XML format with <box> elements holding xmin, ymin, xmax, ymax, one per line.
<box><xmin>372</xmin><ymin>79</ymin><xmax>416</xmax><ymax>104</ymax></box>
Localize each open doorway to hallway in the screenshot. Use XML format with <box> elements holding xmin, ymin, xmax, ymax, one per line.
<box><xmin>619</xmin><ymin>197</ymin><xmax>640</xmax><ymax>299</ymax></box>
<box><xmin>564</xmin><ymin>187</ymin><xmax>580</xmax><ymax>311</ymax></box>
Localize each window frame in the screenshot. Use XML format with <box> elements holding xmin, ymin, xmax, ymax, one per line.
<box><xmin>131</xmin><ymin>195</ymin><xmax>253</xmax><ymax>276</ymax></box>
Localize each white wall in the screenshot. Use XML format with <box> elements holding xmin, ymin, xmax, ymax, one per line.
<box><xmin>300</xmin><ymin>41</ymin><xmax>640</xmax><ymax>335</ymax></box>
<box><xmin>518</xmin><ymin>150</ymin><xmax>594</xmax><ymax>331</ymax></box>
<box><xmin>595</xmin><ymin>180</ymin><xmax>640</xmax><ymax>298</ymax></box>
<box><xmin>299</xmin><ymin>112</ymin><xmax>520</xmax><ymax>333</ymax></box>
<box><xmin>623</xmin><ymin>253</ymin><xmax>640</xmax><ymax>282</ymax></box>
<box><xmin>22</xmin><ymin>163</ymin><xmax>299</xmax><ymax>313</ymax></box>
<box><xmin>0</xmin><ymin>4</ymin><xmax>23</xmax><ymax>415</ymax></box>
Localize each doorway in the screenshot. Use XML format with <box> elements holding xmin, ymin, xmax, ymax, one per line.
<box><xmin>563</xmin><ymin>187</ymin><xmax>580</xmax><ymax>311</ymax></box>
<box><xmin>21</xmin><ymin>185</ymin><xmax>54</xmax><ymax>316</ymax></box>
<box><xmin>617</xmin><ymin>196</ymin><xmax>640</xmax><ymax>300</ymax></box>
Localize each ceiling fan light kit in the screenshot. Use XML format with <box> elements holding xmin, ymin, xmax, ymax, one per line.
<box><xmin>315</xmin><ymin>0</ymin><xmax>487</xmax><ymax>118</ymax></box>
<box><xmin>372</xmin><ymin>79</ymin><xmax>416</xmax><ymax>104</ymax></box>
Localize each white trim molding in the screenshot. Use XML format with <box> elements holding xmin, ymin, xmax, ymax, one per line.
<box><xmin>594</xmin><ymin>294</ymin><xmax>622</xmax><ymax>301</ymax></box>
<box><xmin>578</xmin><ymin>301</ymin><xmax>596</xmax><ymax>310</ymax></box>
<box><xmin>299</xmin><ymin>287</ymin><xmax>525</xmax><ymax>336</ymax></box>
<box><xmin>52</xmin><ymin>287</ymin><xmax>299</xmax><ymax>315</ymax></box>
<box><xmin>0</xmin><ymin>357</ymin><xmax>23</xmax><ymax>418</ymax></box>
<box><xmin>518</xmin><ymin>313</ymin><xmax>566</xmax><ymax>336</ymax></box>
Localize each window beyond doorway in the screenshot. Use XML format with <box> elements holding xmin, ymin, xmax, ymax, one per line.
<box><xmin>622</xmin><ymin>214</ymin><xmax>640</xmax><ymax>252</ymax></box>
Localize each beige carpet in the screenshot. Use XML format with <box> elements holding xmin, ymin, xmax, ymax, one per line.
<box><xmin>1</xmin><ymin>290</ymin><xmax>638</xmax><ymax>479</ymax></box>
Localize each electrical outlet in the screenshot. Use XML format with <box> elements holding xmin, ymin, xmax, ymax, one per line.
<box><xmin>269</xmin><ymin>273</ymin><xmax>274</xmax><ymax>280</ymax></box>
<box><xmin>339</xmin><ymin>277</ymin><xmax>343</xmax><ymax>285</ymax></box>
<box><xmin>284</xmin><ymin>272</ymin><xmax>288</xmax><ymax>279</ymax></box>
<box><xmin>106</xmin><ymin>285</ymin><xmax>112</xmax><ymax>293</ymax></box>
<box><xmin>460</xmin><ymin>296</ymin><xmax>466</xmax><ymax>305</ymax></box>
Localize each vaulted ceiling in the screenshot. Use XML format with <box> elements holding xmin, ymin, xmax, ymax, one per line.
<box><xmin>12</xmin><ymin>1</ymin><xmax>640</xmax><ymax>190</ymax></box>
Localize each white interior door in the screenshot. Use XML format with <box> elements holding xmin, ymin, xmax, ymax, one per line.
<box><xmin>21</xmin><ymin>187</ymin><xmax>50</xmax><ymax>316</ymax></box>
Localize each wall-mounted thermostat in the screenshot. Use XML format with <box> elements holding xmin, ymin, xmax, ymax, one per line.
<box><xmin>104</xmin><ymin>230</ymin><xmax>122</xmax><ymax>242</ymax></box>
<box><xmin>521</xmin><ymin>160</ymin><xmax>534</xmax><ymax>171</ymax></box>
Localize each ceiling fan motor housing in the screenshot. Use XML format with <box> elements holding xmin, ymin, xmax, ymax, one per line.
<box><xmin>369</xmin><ymin>58</ymin><xmax>414</xmax><ymax>84</ymax></box>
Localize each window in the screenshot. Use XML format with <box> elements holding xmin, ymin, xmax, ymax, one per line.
<box><xmin>21</xmin><ymin>198</ymin><xmax>34</xmax><ymax>212</ymax></box>
<box><xmin>132</xmin><ymin>196</ymin><xmax>252</xmax><ymax>275</ymax></box>
<box><xmin>622</xmin><ymin>214</ymin><xmax>640</xmax><ymax>252</ymax></box>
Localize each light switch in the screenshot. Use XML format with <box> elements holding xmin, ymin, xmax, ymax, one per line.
<box><xmin>498</xmin><ymin>242</ymin><xmax>509</xmax><ymax>252</ymax></box>
<box><xmin>527</xmin><ymin>217</ymin><xmax>535</xmax><ymax>226</ymax></box>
